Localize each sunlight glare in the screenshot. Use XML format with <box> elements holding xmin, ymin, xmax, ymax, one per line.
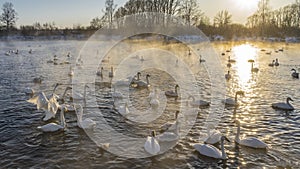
<box><xmin>234</xmin><ymin>0</ymin><xmax>259</xmax><ymax>9</ymax></box>
<box><xmin>233</xmin><ymin>44</ymin><xmax>258</xmax><ymax>86</ymax></box>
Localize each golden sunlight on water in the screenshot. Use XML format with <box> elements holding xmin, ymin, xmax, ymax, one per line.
<box><xmin>233</xmin><ymin>43</ymin><xmax>258</xmax><ymax>88</ymax></box>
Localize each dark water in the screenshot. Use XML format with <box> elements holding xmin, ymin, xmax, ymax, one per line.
<box><xmin>0</xmin><ymin>40</ymin><xmax>299</xmax><ymax>168</ymax></box>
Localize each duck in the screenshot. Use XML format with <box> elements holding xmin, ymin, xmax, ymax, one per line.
<box><xmin>74</xmin><ymin>104</ymin><xmax>96</xmax><ymax>129</ymax></box>
<box><xmin>222</xmin><ymin>91</ymin><xmax>244</xmax><ymax>106</ymax></box>
<box><xmin>161</xmin><ymin>111</ymin><xmax>179</xmax><ymax>131</ymax></box>
<box><xmin>96</xmin><ymin>67</ymin><xmax>103</xmax><ymax>77</ymax></box>
<box><xmin>165</xmin><ymin>84</ymin><xmax>179</xmax><ymax>98</ymax></box>
<box><xmin>135</xmin><ymin>74</ymin><xmax>150</xmax><ymax>88</ymax></box>
<box><xmin>225</xmin><ymin>71</ymin><xmax>231</xmax><ymax>80</ymax></box>
<box><xmin>109</xmin><ymin>66</ymin><xmax>114</xmax><ymax>78</ymax></box>
<box><xmin>274</xmin><ymin>58</ymin><xmax>279</xmax><ymax>66</ymax></box>
<box><xmin>228</xmin><ymin>56</ymin><xmax>236</xmax><ymax>63</ymax></box>
<box><xmin>271</xmin><ymin>97</ymin><xmax>294</xmax><ymax>111</ymax></box>
<box><xmin>37</xmin><ymin>105</ymin><xmax>66</xmax><ymax>132</ymax></box>
<box><xmin>204</xmin><ymin>125</ymin><xmax>222</xmax><ymax>144</ymax></box>
<box><xmin>194</xmin><ymin>136</ymin><xmax>230</xmax><ymax>160</ymax></box>
<box><xmin>187</xmin><ymin>95</ymin><xmax>210</xmax><ymax>108</ymax></box>
<box><xmin>291</xmin><ymin>68</ymin><xmax>299</xmax><ymax>78</ymax></box>
<box><xmin>235</xmin><ymin>120</ymin><xmax>267</xmax><ymax>149</ymax></box>
<box><xmin>268</xmin><ymin>60</ymin><xmax>275</xmax><ymax>67</ymax></box>
<box><xmin>144</xmin><ymin>130</ymin><xmax>160</xmax><ymax>155</ymax></box>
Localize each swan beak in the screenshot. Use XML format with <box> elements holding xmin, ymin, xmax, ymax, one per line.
<box><xmin>225</xmin><ymin>136</ymin><xmax>230</xmax><ymax>142</ymax></box>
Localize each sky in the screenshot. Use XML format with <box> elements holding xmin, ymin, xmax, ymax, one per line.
<box><xmin>0</xmin><ymin>0</ymin><xmax>296</xmax><ymax>28</ymax></box>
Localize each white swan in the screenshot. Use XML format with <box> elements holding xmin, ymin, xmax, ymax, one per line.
<box><xmin>248</xmin><ymin>59</ymin><xmax>259</xmax><ymax>72</ymax></box>
<box><xmin>96</xmin><ymin>67</ymin><xmax>103</xmax><ymax>77</ymax></box>
<box><xmin>268</xmin><ymin>60</ymin><xmax>275</xmax><ymax>67</ymax></box>
<box><xmin>135</xmin><ymin>74</ymin><xmax>150</xmax><ymax>88</ymax></box>
<box><xmin>118</xmin><ymin>102</ymin><xmax>129</xmax><ymax>116</ymax></box>
<box><xmin>150</xmin><ymin>91</ymin><xmax>159</xmax><ymax>108</ymax></box>
<box><xmin>37</xmin><ymin>105</ymin><xmax>66</xmax><ymax>132</ymax></box>
<box><xmin>235</xmin><ymin>121</ymin><xmax>267</xmax><ymax>149</ymax></box>
<box><xmin>157</xmin><ymin>122</ymin><xmax>179</xmax><ymax>142</ymax></box>
<box><xmin>27</xmin><ymin>91</ymin><xmax>59</xmax><ymax>121</ymax></box>
<box><xmin>291</xmin><ymin>68</ymin><xmax>299</xmax><ymax>78</ymax></box>
<box><xmin>204</xmin><ymin>125</ymin><xmax>222</xmax><ymax>144</ymax></box>
<box><xmin>161</xmin><ymin>111</ymin><xmax>179</xmax><ymax>131</ymax></box>
<box><xmin>144</xmin><ymin>130</ymin><xmax>160</xmax><ymax>155</ymax></box>
<box><xmin>271</xmin><ymin>97</ymin><xmax>294</xmax><ymax>111</ymax></box>
<box><xmin>74</xmin><ymin>104</ymin><xmax>96</xmax><ymax>129</ymax></box>
<box><xmin>222</xmin><ymin>91</ymin><xmax>244</xmax><ymax>106</ymax></box>
<box><xmin>109</xmin><ymin>66</ymin><xmax>114</xmax><ymax>78</ymax></box>
<box><xmin>165</xmin><ymin>84</ymin><xmax>179</xmax><ymax>98</ymax></box>
<box><xmin>274</xmin><ymin>58</ymin><xmax>279</xmax><ymax>66</ymax></box>
<box><xmin>225</xmin><ymin>71</ymin><xmax>231</xmax><ymax>80</ymax></box>
<box><xmin>188</xmin><ymin>95</ymin><xmax>210</xmax><ymax>107</ymax></box>
<box><xmin>194</xmin><ymin>136</ymin><xmax>230</xmax><ymax>160</ymax></box>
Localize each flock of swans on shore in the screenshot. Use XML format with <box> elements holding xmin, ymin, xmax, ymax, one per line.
<box><xmin>22</xmin><ymin>46</ymin><xmax>297</xmax><ymax>160</ymax></box>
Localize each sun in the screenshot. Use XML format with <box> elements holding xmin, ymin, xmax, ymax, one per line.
<box><xmin>234</xmin><ymin>0</ymin><xmax>259</xmax><ymax>10</ymax></box>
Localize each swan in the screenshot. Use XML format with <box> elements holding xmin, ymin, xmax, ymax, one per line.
<box><xmin>271</xmin><ymin>97</ymin><xmax>294</xmax><ymax>111</ymax></box>
<box><xmin>157</xmin><ymin>121</ymin><xmax>179</xmax><ymax>142</ymax></box>
<box><xmin>37</xmin><ymin>105</ymin><xmax>66</xmax><ymax>132</ymax></box>
<box><xmin>74</xmin><ymin>104</ymin><xmax>96</xmax><ymax>129</ymax></box>
<box><xmin>228</xmin><ymin>56</ymin><xmax>236</xmax><ymax>63</ymax></box>
<box><xmin>222</xmin><ymin>91</ymin><xmax>244</xmax><ymax>106</ymax></box>
<box><xmin>278</xmin><ymin>48</ymin><xmax>284</xmax><ymax>52</ymax></box>
<box><xmin>248</xmin><ymin>59</ymin><xmax>259</xmax><ymax>72</ymax></box>
<box><xmin>109</xmin><ymin>66</ymin><xmax>114</xmax><ymax>78</ymax></box>
<box><xmin>135</xmin><ymin>74</ymin><xmax>150</xmax><ymax>88</ymax></box>
<box><xmin>112</xmin><ymin>87</ymin><xmax>124</xmax><ymax>99</ymax></box>
<box><xmin>221</xmin><ymin>52</ymin><xmax>225</xmax><ymax>56</ymax></box>
<box><xmin>96</xmin><ymin>67</ymin><xmax>103</xmax><ymax>77</ymax></box>
<box><xmin>114</xmin><ymin>76</ymin><xmax>132</xmax><ymax>86</ymax></box>
<box><xmin>235</xmin><ymin>121</ymin><xmax>267</xmax><ymax>149</ymax></box>
<box><xmin>199</xmin><ymin>55</ymin><xmax>205</xmax><ymax>63</ymax></box>
<box><xmin>226</xmin><ymin>49</ymin><xmax>231</xmax><ymax>53</ymax></box>
<box><xmin>57</xmin><ymin>86</ymin><xmax>72</xmax><ymax>104</ymax></box>
<box><xmin>144</xmin><ymin>130</ymin><xmax>160</xmax><ymax>155</ymax></box>
<box><xmin>188</xmin><ymin>95</ymin><xmax>210</xmax><ymax>108</ymax></box>
<box><xmin>118</xmin><ymin>102</ymin><xmax>129</xmax><ymax>116</ymax></box>
<box><xmin>268</xmin><ymin>60</ymin><xmax>275</xmax><ymax>67</ymax></box>
<box><xmin>161</xmin><ymin>111</ymin><xmax>179</xmax><ymax>131</ymax></box>
<box><xmin>204</xmin><ymin>125</ymin><xmax>222</xmax><ymax>144</ymax></box>
<box><xmin>29</xmin><ymin>49</ymin><xmax>32</xmax><ymax>54</ymax></box>
<box><xmin>150</xmin><ymin>91</ymin><xmax>159</xmax><ymax>108</ymax></box>
<box><xmin>274</xmin><ymin>58</ymin><xmax>279</xmax><ymax>66</ymax></box>
<box><xmin>225</xmin><ymin>71</ymin><xmax>231</xmax><ymax>80</ymax></box>
<box><xmin>165</xmin><ymin>84</ymin><xmax>179</xmax><ymax>98</ymax></box>
<box><xmin>27</xmin><ymin>91</ymin><xmax>59</xmax><ymax>121</ymax></box>
<box><xmin>131</xmin><ymin>72</ymin><xmax>141</xmax><ymax>85</ymax></box>
<box><xmin>265</xmin><ymin>51</ymin><xmax>272</xmax><ymax>55</ymax></box>
<box><xmin>291</xmin><ymin>68</ymin><xmax>299</xmax><ymax>78</ymax></box>
<box><xmin>67</xmin><ymin>52</ymin><xmax>71</xmax><ymax>57</ymax></box>
<box><xmin>68</xmin><ymin>66</ymin><xmax>74</xmax><ymax>76</ymax></box>
<box><xmin>227</xmin><ymin>62</ymin><xmax>232</xmax><ymax>68</ymax></box>
<box><xmin>194</xmin><ymin>136</ymin><xmax>230</xmax><ymax>160</ymax></box>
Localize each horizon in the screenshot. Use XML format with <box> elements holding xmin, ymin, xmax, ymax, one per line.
<box><xmin>0</xmin><ymin>0</ymin><xmax>296</xmax><ymax>28</ymax></box>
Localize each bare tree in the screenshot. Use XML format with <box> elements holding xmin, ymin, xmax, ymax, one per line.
<box><xmin>102</xmin><ymin>0</ymin><xmax>117</xmax><ymax>28</ymax></box>
<box><xmin>0</xmin><ymin>2</ymin><xmax>18</xmax><ymax>32</ymax></box>
<box><xmin>213</xmin><ymin>10</ymin><xmax>232</xmax><ymax>28</ymax></box>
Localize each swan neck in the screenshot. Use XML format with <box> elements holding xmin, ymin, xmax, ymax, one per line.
<box><xmin>235</xmin><ymin>124</ymin><xmax>240</xmax><ymax>143</ymax></box>
<box><xmin>221</xmin><ymin>140</ymin><xmax>227</xmax><ymax>159</ymax></box>
<box><xmin>146</xmin><ymin>76</ymin><xmax>149</xmax><ymax>84</ymax></box>
<box><xmin>235</xmin><ymin>93</ymin><xmax>238</xmax><ymax>102</ymax></box>
<box><xmin>60</xmin><ymin>108</ymin><xmax>66</xmax><ymax>127</ymax></box>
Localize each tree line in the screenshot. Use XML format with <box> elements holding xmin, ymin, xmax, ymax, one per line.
<box><xmin>1</xmin><ymin>0</ymin><xmax>300</xmax><ymax>39</ymax></box>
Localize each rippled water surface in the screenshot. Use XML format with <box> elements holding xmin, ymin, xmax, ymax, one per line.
<box><xmin>0</xmin><ymin>40</ymin><xmax>299</xmax><ymax>168</ymax></box>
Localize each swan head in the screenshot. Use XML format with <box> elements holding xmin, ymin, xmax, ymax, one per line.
<box><xmin>151</xmin><ymin>130</ymin><xmax>156</xmax><ymax>137</ymax></box>
<box><xmin>175</xmin><ymin>84</ymin><xmax>179</xmax><ymax>88</ymax></box>
<box><xmin>221</xmin><ymin>136</ymin><xmax>230</xmax><ymax>143</ymax></box>
<box><xmin>287</xmin><ymin>97</ymin><xmax>294</xmax><ymax>102</ymax></box>
<box><xmin>291</xmin><ymin>68</ymin><xmax>296</xmax><ymax>72</ymax></box>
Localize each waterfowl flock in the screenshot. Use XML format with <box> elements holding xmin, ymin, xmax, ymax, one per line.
<box><xmin>17</xmin><ymin>42</ymin><xmax>297</xmax><ymax>166</ymax></box>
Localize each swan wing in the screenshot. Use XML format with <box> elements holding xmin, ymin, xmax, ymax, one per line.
<box><xmin>204</xmin><ymin>130</ymin><xmax>222</xmax><ymax>144</ymax></box>
<box><xmin>194</xmin><ymin>144</ymin><xmax>222</xmax><ymax>159</ymax></box>
<box><xmin>38</xmin><ymin>123</ymin><xmax>63</xmax><ymax>132</ymax></box>
<box><xmin>272</xmin><ymin>103</ymin><xmax>294</xmax><ymax>110</ymax></box>
<box><xmin>144</xmin><ymin>137</ymin><xmax>160</xmax><ymax>155</ymax></box>
<box><xmin>157</xmin><ymin>132</ymin><xmax>179</xmax><ymax>142</ymax></box>
<box><xmin>240</xmin><ymin>137</ymin><xmax>267</xmax><ymax>148</ymax></box>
